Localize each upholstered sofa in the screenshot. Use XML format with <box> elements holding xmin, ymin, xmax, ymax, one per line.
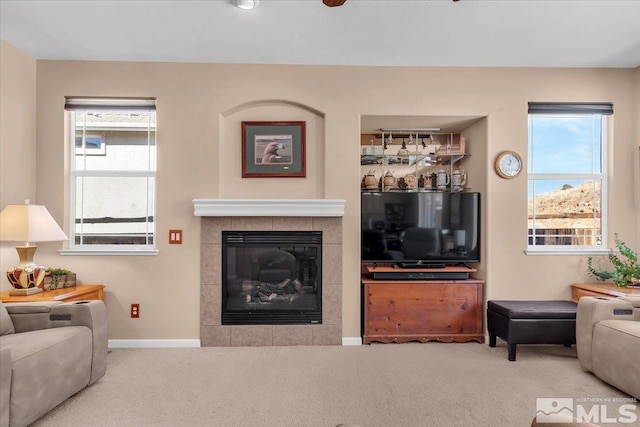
<box><xmin>576</xmin><ymin>296</ymin><xmax>640</xmax><ymax>399</ymax></box>
<box><xmin>0</xmin><ymin>300</ymin><xmax>107</xmax><ymax>427</ymax></box>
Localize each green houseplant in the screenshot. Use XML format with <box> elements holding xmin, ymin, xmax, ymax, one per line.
<box><xmin>43</xmin><ymin>268</ymin><xmax>77</xmax><ymax>290</ymax></box>
<box><xmin>587</xmin><ymin>234</ymin><xmax>640</xmax><ymax>287</ymax></box>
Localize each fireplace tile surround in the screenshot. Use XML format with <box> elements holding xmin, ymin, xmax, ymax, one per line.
<box><xmin>196</xmin><ymin>200</ymin><xmax>344</xmax><ymax>347</ymax></box>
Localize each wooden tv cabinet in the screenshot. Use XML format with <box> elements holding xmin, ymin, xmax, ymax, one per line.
<box><xmin>361</xmin><ymin>271</ymin><xmax>484</xmax><ymax>344</ymax></box>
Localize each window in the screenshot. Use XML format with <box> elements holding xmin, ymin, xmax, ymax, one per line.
<box><xmin>63</xmin><ymin>97</ymin><xmax>157</xmax><ymax>255</ymax></box>
<box><xmin>527</xmin><ymin>102</ymin><xmax>612</xmax><ymax>253</ymax></box>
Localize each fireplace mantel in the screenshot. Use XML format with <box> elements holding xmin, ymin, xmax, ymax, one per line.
<box><xmin>193</xmin><ymin>199</ymin><xmax>345</xmax><ymax>217</ymax></box>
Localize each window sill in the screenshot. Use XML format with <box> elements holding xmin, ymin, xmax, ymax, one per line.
<box><xmin>525</xmin><ymin>247</ymin><xmax>612</xmax><ymax>256</ymax></box>
<box><xmin>59</xmin><ymin>248</ymin><xmax>158</xmax><ymax>256</ymax></box>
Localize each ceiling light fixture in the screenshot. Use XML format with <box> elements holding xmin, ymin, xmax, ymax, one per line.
<box><xmin>234</xmin><ymin>0</ymin><xmax>260</xmax><ymax>10</ymax></box>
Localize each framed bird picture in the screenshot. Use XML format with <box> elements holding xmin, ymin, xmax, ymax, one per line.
<box><xmin>241</xmin><ymin>121</ymin><xmax>306</xmax><ymax>178</ymax></box>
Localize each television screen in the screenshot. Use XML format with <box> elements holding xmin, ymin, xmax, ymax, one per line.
<box><xmin>361</xmin><ymin>192</ymin><xmax>480</xmax><ymax>265</ymax></box>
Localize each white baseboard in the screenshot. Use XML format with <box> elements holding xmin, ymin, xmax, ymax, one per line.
<box><xmin>342</xmin><ymin>337</ymin><xmax>362</xmax><ymax>346</ymax></box>
<box><xmin>108</xmin><ymin>339</ymin><xmax>201</xmax><ymax>349</ymax></box>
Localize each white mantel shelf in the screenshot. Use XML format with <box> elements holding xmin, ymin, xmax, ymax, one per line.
<box><xmin>193</xmin><ymin>199</ymin><xmax>346</xmax><ymax>217</ymax></box>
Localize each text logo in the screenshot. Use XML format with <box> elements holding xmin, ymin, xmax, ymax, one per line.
<box><xmin>536</xmin><ymin>398</ymin><xmax>574</xmax><ymax>423</ymax></box>
<box><xmin>536</xmin><ymin>397</ymin><xmax>638</xmax><ymax>424</ymax></box>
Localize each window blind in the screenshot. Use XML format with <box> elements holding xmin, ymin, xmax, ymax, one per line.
<box><xmin>65</xmin><ymin>97</ymin><xmax>156</xmax><ymax>111</ymax></box>
<box><xmin>528</xmin><ymin>102</ymin><xmax>613</xmax><ymax>115</ymax></box>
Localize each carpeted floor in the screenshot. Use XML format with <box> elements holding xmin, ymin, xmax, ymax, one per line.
<box><xmin>31</xmin><ymin>342</ymin><xmax>636</xmax><ymax>427</ymax></box>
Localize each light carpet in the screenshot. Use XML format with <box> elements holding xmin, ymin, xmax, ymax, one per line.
<box><xmin>30</xmin><ymin>342</ymin><xmax>635</xmax><ymax>427</ymax></box>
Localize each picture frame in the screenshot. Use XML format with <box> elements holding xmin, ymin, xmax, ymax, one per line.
<box><xmin>241</xmin><ymin>121</ymin><xmax>306</xmax><ymax>178</ymax></box>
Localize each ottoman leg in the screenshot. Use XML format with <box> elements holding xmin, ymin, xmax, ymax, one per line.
<box><xmin>508</xmin><ymin>343</ymin><xmax>517</xmax><ymax>361</ymax></box>
<box><xmin>489</xmin><ymin>333</ymin><xmax>496</xmax><ymax>347</ymax></box>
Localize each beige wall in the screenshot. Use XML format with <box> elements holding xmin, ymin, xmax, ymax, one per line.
<box><xmin>636</xmin><ymin>67</ymin><xmax>640</xmax><ymax>245</ymax></box>
<box><xmin>1</xmin><ymin>42</ymin><xmax>638</xmax><ymax>341</ymax></box>
<box><xmin>0</xmin><ymin>41</ymin><xmax>37</xmax><ymax>277</ymax></box>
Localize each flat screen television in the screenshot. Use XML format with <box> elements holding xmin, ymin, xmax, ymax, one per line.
<box><xmin>361</xmin><ymin>191</ymin><xmax>480</xmax><ymax>266</ymax></box>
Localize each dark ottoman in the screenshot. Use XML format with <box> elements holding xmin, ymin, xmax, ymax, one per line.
<box><xmin>487</xmin><ymin>300</ymin><xmax>577</xmax><ymax>361</ymax></box>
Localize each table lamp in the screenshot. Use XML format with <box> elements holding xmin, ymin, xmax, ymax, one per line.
<box><xmin>0</xmin><ymin>200</ymin><xmax>68</xmax><ymax>295</ymax></box>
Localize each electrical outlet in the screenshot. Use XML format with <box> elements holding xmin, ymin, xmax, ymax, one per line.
<box><xmin>131</xmin><ymin>304</ymin><xmax>140</xmax><ymax>318</ymax></box>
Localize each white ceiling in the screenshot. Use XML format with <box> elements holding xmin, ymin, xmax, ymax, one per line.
<box><xmin>1</xmin><ymin>0</ymin><xmax>639</xmax><ymax>68</ymax></box>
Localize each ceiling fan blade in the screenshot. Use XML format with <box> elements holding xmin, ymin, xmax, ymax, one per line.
<box><xmin>323</xmin><ymin>0</ymin><xmax>347</xmax><ymax>7</ymax></box>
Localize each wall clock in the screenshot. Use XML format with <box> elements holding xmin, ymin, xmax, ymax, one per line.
<box><xmin>495</xmin><ymin>151</ymin><xmax>522</xmax><ymax>179</ymax></box>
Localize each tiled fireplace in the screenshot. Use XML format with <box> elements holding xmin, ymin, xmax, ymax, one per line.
<box><xmin>195</xmin><ymin>199</ymin><xmax>345</xmax><ymax>346</ymax></box>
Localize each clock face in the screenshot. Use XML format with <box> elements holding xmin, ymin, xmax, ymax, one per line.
<box><xmin>495</xmin><ymin>151</ymin><xmax>522</xmax><ymax>178</ymax></box>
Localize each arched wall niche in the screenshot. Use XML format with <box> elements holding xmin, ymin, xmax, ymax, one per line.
<box><xmin>220</xmin><ymin>99</ymin><xmax>325</xmax><ymax>199</ymax></box>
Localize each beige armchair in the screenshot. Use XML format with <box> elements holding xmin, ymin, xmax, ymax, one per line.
<box><xmin>0</xmin><ymin>300</ymin><xmax>107</xmax><ymax>427</ymax></box>
<box><xmin>576</xmin><ymin>296</ymin><xmax>640</xmax><ymax>399</ymax></box>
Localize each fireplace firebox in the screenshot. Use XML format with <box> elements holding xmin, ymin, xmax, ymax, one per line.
<box><xmin>221</xmin><ymin>231</ymin><xmax>322</xmax><ymax>325</ymax></box>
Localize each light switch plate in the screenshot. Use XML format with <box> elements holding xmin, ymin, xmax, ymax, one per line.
<box><xmin>169</xmin><ymin>229</ymin><xmax>183</xmax><ymax>244</ymax></box>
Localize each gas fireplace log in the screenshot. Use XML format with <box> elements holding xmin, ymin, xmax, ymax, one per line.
<box><xmin>244</xmin><ymin>279</ymin><xmax>306</xmax><ymax>296</ymax></box>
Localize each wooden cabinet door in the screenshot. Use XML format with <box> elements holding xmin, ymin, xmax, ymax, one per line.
<box><xmin>363</xmin><ymin>280</ymin><xmax>483</xmax><ymax>344</ymax></box>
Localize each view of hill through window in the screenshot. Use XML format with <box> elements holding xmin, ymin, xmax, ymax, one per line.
<box><xmin>528</xmin><ymin>114</ymin><xmax>605</xmax><ymax>247</ymax></box>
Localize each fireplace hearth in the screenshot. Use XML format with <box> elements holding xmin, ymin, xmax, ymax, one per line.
<box><xmin>196</xmin><ymin>201</ymin><xmax>344</xmax><ymax>347</ymax></box>
<box><xmin>222</xmin><ymin>231</ymin><xmax>322</xmax><ymax>325</ymax></box>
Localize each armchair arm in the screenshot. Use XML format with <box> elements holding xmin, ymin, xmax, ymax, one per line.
<box><xmin>619</xmin><ymin>296</ymin><xmax>640</xmax><ymax>313</ymax></box>
<box><xmin>55</xmin><ymin>301</ymin><xmax>108</xmax><ymax>384</ymax></box>
<box><xmin>5</xmin><ymin>302</ymin><xmax>63</xmax><ymax>332</ymax></box>
<box><xmin>576</xmin><ymin>296</ymin><xmax>636</xmax><ymax>372</ymax></box>
<box><xmin>0</xmin><ymin>347</ymin><xmax>11</xmax><ymax>427</ymax></box>
<box><xmin>6</xmin><ymin>301</ymin><xmax>108</xmax><ymax>385</ymax></box>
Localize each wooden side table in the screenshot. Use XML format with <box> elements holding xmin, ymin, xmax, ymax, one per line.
<box><xmin>571</xmin><ymin>283</ymin><xmax>640</xmax><ymax>302</ymax></box>
<box><xmin>0</xmin><ymin>284</ymin><xmax>105</xmax><ymax>303</ymax></box>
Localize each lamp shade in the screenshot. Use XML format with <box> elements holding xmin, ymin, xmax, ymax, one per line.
<box><xmin>0</xmin><ymin>203</ymin><xmax>68</xmax><ymax>243</ymax></box>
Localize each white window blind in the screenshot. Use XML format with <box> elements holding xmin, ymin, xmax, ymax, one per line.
<box><xmin>63</xmin><ymin>97</ymin><xmax>158</xmax><ymax>255</ymax></box>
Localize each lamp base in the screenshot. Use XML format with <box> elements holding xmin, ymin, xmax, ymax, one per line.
<box><xmin>9</xmin><ymin>287</ymin><xmax>43</xmax><ymax>296</ymax></box>
<box><xmin>6</xmin><ymin>266</ymin><xmax>46</xmax><ymax>290</ymax></box>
